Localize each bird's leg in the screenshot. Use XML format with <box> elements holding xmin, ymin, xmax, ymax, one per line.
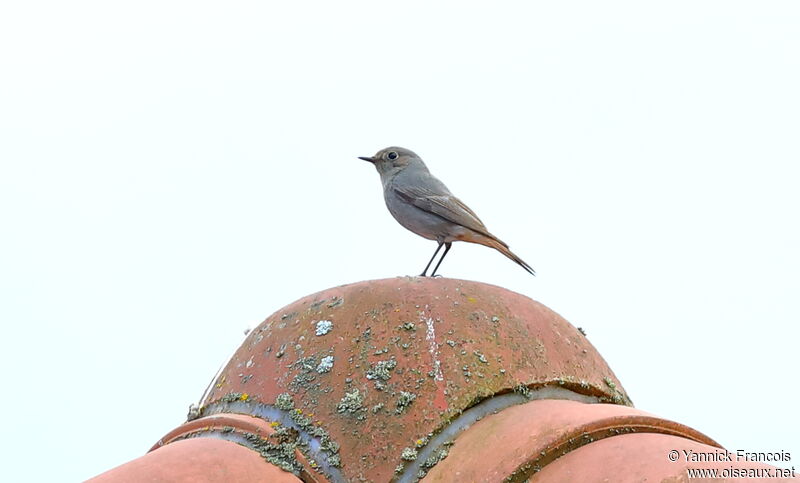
<box><xmin>430</xmin><ymin>242</ymin><xmax>452</xmax><ymax>277</ymax></box>
<box><xmin>420</xmin><ymin>242</ymin><xmax>444</xmax><ymax>277</ymax></box>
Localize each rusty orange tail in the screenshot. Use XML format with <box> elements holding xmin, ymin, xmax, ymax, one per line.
<box><xmin>458</xmin><ymin>232</ymin><xmax>536</xmax><ymax>276</ymax></box>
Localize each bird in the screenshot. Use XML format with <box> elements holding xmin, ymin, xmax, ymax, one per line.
<box><xmin>359</xmin><ymin>147</ymin><xmax>535</xmax><ymax>277</ymax></box>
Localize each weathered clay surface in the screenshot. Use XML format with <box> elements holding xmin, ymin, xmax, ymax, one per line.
<box><xmin>199</xmin><ymin>277</ymin><xmax>630</xmax><ymax>481</ymax></box>
<box><xmin>89</xmin><ymin>438</ymin><xmax>302</xmax><ymax>483</ymax></box>
<box><xmin>422</xmin><ymin>399</ymin><xmax>718</xmax><ymax>482</ymax></box>
<box><xmin>89</xmin><ymin>278</ymin><xmax>794</xmax><ymax>482</ymax></box>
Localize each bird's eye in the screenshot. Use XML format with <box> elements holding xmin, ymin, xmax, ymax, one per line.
<box><xmin>387</xmin><ymin>151</ymin><xmax>398</xmax><ymax>160</ymax></box>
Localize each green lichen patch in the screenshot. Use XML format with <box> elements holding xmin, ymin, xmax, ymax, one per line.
<box><xmin>220</xmin><ymin>392</ymin><xmax>250</xmax><ymax>403</ymax></box>
<box><xmin>395</xmin><ymin>391</ymin><xmax>417</xmax><ymax>414</ymax></box>
<box><xmin>367</xmin><ymin>358</ymin><xmax>397</xmax><ymax>381</ymax></box>
<box><xmin>401</xmin><ymin>447</ymin><xmax>418</xmax><ymax>461</ymax></box>
<box><xmin>241</xmin><ymin>431</ymin><xmax>304</xmax><ymax>475</ymax></box>
<box><xmin>319</xmin><ymin>435</ymin><xmax>340</xmax><ymax>454</ymax></box>
<box><xmin>290</xmin><ymin>356</ymin><xmax>320</xmax><ymax>390</ymax></box>
<box><xmin>309</xmin><ymin>299</ymin><xmax>327</xmax><ymax>310</ymax></box>
<box><xmin>275</xmin><ymin>392</ymin><xmax>295</xmax><ymax>411</ymax></box>
<box><xmin>367</xmin><ymin>358</ymin><xmax>398</xmax><ymax>390</ymax></box>
<box><xmin>289</xmin><ymin>408</ymin><xmax>313</xmax><ymax>428</ymax></box>
<box><xmin>271</xmin><ymin>393</ymin><xmax>343</xmax><ymax>470</ymax></box>
<box><xmin>272</xmin><ymin>425</ymin><xmax>299</xmax><ymax>443</ymax></box>
<box><xmin>187</xmin><ymin>403</ymin><xmax>201</xmax><ymax>420</ymax></box>
<box><xmin>395</xmin><ymin>439</ymin><xmax>454</xmax><ymax>481</ymax></box>
<box><xmin>327</xmin><ymin>297</ymin><xmax>344</xmax><ymax>308</ymax></box>
<box><xmin>293</xmin><ymin>356</ymin><xmax>318</xmax><ymax>372</ymax></box>
<box><xmin>337</xmin><ymin>389</ymin><xmax>364</xmax><ymax>415</ymax></box>
<box><xmin>597</xmin><ymin>377</ymin><xmax>632</xmax><ymax>406</ymax></box>
<box><xmin>327</xmin><ymin>453</ymin><xmax>341</xmax><ymax>468</ymax></box>
<box><xmin>421</xmin><ymin>446</ymin><xmax>450</xmax><ymax>470</ymax></box>
<box><xmin>513</xmin><ymin>384</ymin><xmax>532</xmax><ymax>399</ymax></box>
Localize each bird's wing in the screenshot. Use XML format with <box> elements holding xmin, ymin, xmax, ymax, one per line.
<box><xmin>393</xmin><ymin>184</ymin><xmax>508</xmax><ymax>247</ymax></box>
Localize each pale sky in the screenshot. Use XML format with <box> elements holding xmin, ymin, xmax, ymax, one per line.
<box><xmin>1</xmin><ymin>1</ymin><xmax>798</xmax><ymax>481</ymax></box>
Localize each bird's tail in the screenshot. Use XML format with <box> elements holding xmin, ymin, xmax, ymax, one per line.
<box><xmin>465</xmin><ymin>233</ymin><xmax>536</xmax><ymax>276</ymax></box>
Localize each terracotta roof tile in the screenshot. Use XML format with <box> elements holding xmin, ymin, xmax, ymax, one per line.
<box><xmin>88</xmin><ymin>278</ymin><xmax>797</xmax><ymax>482</ymax></box>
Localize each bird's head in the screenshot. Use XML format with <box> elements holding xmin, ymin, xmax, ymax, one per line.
<box><xmin>359</xmin><ymin>147</ymin><xmax>421</xmax><ymax>176</ymax></box>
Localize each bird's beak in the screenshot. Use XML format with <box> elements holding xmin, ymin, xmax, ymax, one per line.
<box><xmin>358</xmin><ymin>156</ymin><xmax>376</xmax><ymax>163</ymax></box>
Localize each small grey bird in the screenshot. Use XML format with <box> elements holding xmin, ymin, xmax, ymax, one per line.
<box><xmin>359</xmin><ymin>147</ymin><xmax>535</xmax><ymax>277</ymax></box>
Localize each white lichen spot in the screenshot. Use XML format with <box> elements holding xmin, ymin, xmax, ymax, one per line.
<box><xmin>245</xmin><ymin>356</ymin><xmax>254</xmax><ymax>368</ymax></box>
<box><xmin>424</xmin><ymin>311</ymin><xmax>444</xmax><ymax>381</ymax></box>
<box><xmin>317</xmin><ymin>355</ymin><xmax>334</xmax><ymax>373</ymax></box>
<box><xmin>315</xmin><ymin>320</ymin><xmax>333</xmax><ymax>336</ymax></box>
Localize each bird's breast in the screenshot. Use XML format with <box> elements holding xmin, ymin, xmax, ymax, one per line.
<box><xmin>383</xmin><ymin>188</ymin><xmax>457</xmax><ymax>242</ymax></box>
